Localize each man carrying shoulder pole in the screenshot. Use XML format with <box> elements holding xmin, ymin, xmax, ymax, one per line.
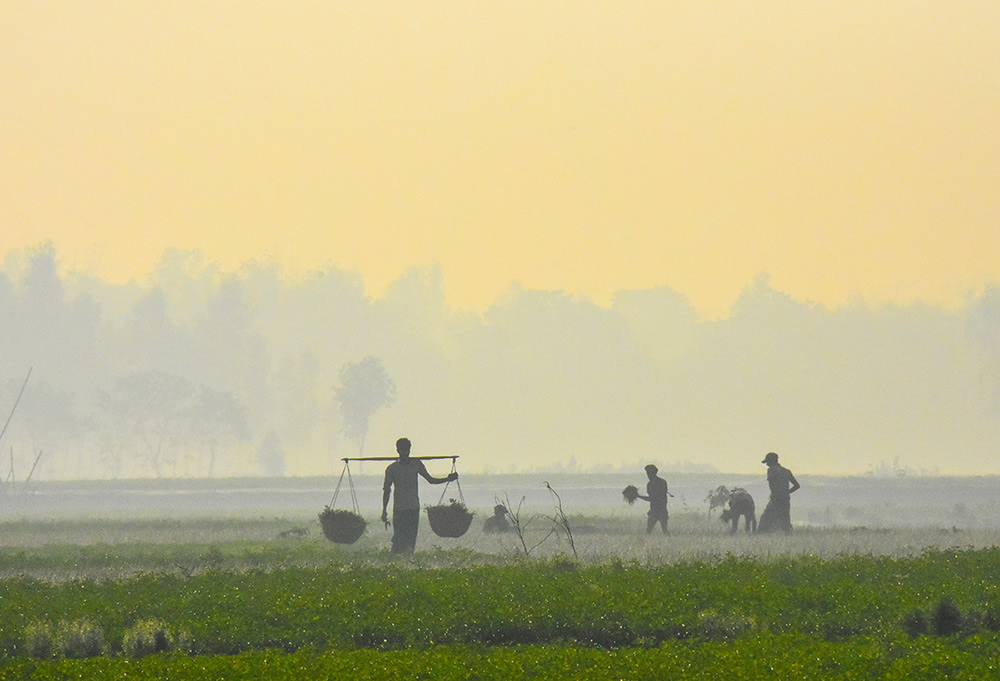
<box><xmin>380</xmin><ymin>437</ymin><xmax>457</xmax><ymax>554</ymax></box>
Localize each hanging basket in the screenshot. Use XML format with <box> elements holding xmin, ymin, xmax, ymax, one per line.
<box><xmin>425</xmin><ymin>500</ymin><xmax>474</xmax><ymax>538</ymax></box>
<box><xmin>318</xmin><ymin>506</ymin><xmax>367</xmax><ymax>544</ymax></box>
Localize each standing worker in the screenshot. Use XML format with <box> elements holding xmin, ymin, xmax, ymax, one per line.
<box><xmin>636</xmin><ymin>464</ymin><xmax>671</xmax><ymax>535</ymax></box>
<box><xmin>757</xmin><ymin>451</ymin><xmax>800</xmax><ymax>533</ymax></box>
<box><xmin>380</xmin><ymin>437</ymin><xmax>457</xmax><ymax>554</ymax></box>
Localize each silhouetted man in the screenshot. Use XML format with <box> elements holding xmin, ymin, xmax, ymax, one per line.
<box><xmin>381</xmin><ymin>438</ymin><xmax>457</xmax><ymax>554</ymax></box>
<box><xmin>636</xmin><ymin>464</ymin><xmax>670</xmax><ymax>535</ymax></box>
<box><xmin>757</xmin><ymin>451</ymin><xmax>800</xmax><ymax>533</ymax></box>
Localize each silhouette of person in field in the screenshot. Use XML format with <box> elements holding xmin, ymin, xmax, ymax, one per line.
<box><xmin>636</xmin><ymin>464</ymin><xmax>671</xmax><ymax>535</ymax></box>
<box><xmin>756</xmin><ymin>452</ymin><xmax>800</xmax><ymax>533</ymax></box>
<box><xmin>380</xmin><ymin>437</ymin><xmax>457</xmax><ymax>554</ymax></box>
<box><xmin>483</xmin><ymin>504</ymin><xmax>512</xmax><ymax>534</ymax></box>
<box><xmin>720</xmin><ymin>487</ymin><xmax>756</xmax><ymax>534</ymax></box>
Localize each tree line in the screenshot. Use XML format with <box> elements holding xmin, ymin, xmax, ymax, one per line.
<box><xmin>2</xmin><ymin>243</ymin><xmax>1000</xmax><ymax>479</ymax></box>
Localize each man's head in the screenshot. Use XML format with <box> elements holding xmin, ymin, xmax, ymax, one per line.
<box><xmin>762</xmin><ymin>451</ymin><xmax>778</xmax><ymax>466</ymax></box>
<box><xmin>396</xmin><ymin>438</ymin><xmax>411</xmax><ymax>459</ymax></box>
<box><xmin>644</xmin><ymin>464</ymin><xmax>658</xmax><ymax>479</ymax></box>
<box><xmin>493</xmin><ymin>504</ymin><xmax>507</xmax><ymax>516</ymax></box>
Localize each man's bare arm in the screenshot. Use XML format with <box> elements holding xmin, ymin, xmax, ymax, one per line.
<box><xmin>420</xmin><ymin>469</ymin><xmax>458</xmax><ymax>485</ymax></box>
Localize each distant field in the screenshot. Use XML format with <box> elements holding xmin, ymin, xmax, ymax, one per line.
<box><xmin>2</xmin><ymin>513</ymin><xmax>1000</xmax><ymax>582</ymax></box>
<box><xmin>4</xmin><ymin>472</ymin><xmax>1000</xmax><ymax>526</ymax></box>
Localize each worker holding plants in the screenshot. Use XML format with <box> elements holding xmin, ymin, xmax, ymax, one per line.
<box><xmin>757</xmin><ymin>451</ymin><xmax>800</xmax><ymax>533</ymax></box>
<box><xmin>636</xmin><ymin>464</ymin><xmax>671</xmax><ymax>535</ymax></box>
<box><xmin>381</xmin><ymin>437</ymin><xmax>457</xmax><ymax>554</ymax></box>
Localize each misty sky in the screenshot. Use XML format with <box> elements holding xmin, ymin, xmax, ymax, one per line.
<box><xmin>3</xmin><ymin>3</ymin><xmax>999</xmax><ymax>318</ymax></box>
<box><xmin>2</xmin><ymin>4</ymin><xmax>1000</xmax><ymax>477</ymax></box>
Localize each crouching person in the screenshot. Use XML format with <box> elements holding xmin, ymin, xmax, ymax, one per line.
<box><xmin>720</xmin><ymin>487</ymin><xmax>756</xmax><ymax>534</ymax></box>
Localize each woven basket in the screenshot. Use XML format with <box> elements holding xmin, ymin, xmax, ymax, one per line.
<box><xmin>425</xmin><ymin>503</ymin><xmax>474</xmax><ymax>538</ymax></box>
<box><xmin>318</xmin><ymin>507</ymin><xmax>366</xmax><ymax>544</ymax></box>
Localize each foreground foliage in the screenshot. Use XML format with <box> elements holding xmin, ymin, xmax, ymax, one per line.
<box><xmin>2</xmin><ymin>549</ymin><xmax>1000</xmax><ymax>659</ymax></box>
<box><xmin>1</xmin><ymin>635</ymin><xmax>999</xmax><ymax>681</ymax></box>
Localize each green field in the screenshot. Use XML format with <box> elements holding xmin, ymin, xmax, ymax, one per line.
<box><xmin>1</xmin><ymin>511</ymin><xmax>999</xmax><ymax>679</ymax></box>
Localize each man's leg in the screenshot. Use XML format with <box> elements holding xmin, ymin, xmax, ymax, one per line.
<box><xmin>775</xmin><ymin>497</ymin><xmax>792</xmax><ymax>532</ymax></box>
<box><xmin>391</xmin><ymin>509</ymin><xmax>420</xmax><ymax>554</ymax></box>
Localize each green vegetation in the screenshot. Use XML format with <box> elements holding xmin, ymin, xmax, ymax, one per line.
<box><xmin>0</xmin><ymin>636</ymin><xmax>998</xmax><ymax>680</ymax></box>
<box><xmin>2</xmin><ymin>515</ymin><xmax>999</xmax><ymax>678</ymax></box>
<box><xmin>2</xmin><ymin>548</ymin><xmax>1000</xmax><ymax>665</ymax></box>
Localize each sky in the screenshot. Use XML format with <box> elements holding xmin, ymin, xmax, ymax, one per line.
<box><xmin>3</xmin><ymin>2</ymin><xmax>999</xmax><ymax>320</ymax></box>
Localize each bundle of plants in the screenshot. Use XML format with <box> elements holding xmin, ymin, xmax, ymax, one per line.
<box><xmin>318</xmin><ymin>507</ymin><xmax>366</xmax><ymax>544</ymax></box>
<box><xmin>622</xmin><ymin>484</ymin><xmax>639</xmax><ymax>505</ymax></box>
<box><xmin>425</xmin><ymin>499</ymin><xmax>474</xmax><ymax>538</ymax></box>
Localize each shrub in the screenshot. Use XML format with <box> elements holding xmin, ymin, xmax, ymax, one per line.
<box><xmin>696</xmin><ymin>609</ymin><xmax>756</xmax><ymax>641</ymax></box>
<box><xmin>931</xmin><ymin>597</ymin><xmax>964</xmax><ymax>637</ymax></box>
<box><xmin>23</xmin><ymin>621</ymin><xmax>53</xmax><ymax>658</ymax></box>
<box><xmin>900</xmin><ymin>611</ymin><xmax>927</xmax><ymax>638</ymax></box>
<box><xmin>55</xmin><ymin>618</ymin><xmax>105</xmax><ymax>658</ymax></box>
<box><xmin>983</xmin><ymin>607</ymin><xmax>1000</xmax><ymax>633</ymax></box>
<box><xmin>123</xmin><ymin>619</ymin><xmax>173</xmax><ymax>658</ymax></box>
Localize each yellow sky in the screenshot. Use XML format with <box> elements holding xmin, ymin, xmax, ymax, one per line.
<box><xmin>2</xmin><ymin>2</ymin><xmax>999</xmax><ymax>318</ymax></box>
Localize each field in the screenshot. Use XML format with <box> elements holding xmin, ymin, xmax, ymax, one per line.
<box><xmin>1</xmin><ymin>474</ymin><xmax>999</xmax><ymax>679</ymax></box>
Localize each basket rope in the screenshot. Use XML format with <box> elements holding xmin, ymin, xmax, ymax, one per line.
<box><xmin>435</xmin><ymin>457</ymin><xmax>465</xmax><ymax>506</ymax></box>
<box><xmin>329</xmin><ymin>460</ymin><xmax>361</xmax><ymax>515</ymax></box>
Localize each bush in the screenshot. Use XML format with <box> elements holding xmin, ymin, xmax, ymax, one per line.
<box><xmin>696</xmin><ymin>609</ymin><xmax>756</xmax><ymax>641</ymax></box>
<box><xmin>123</xmin><ymin>619</ymin><xmax>173</xmax><ymax>658</ymax></box>
<box><xmin>900</xmin><ymin>610</ymin><xmax>927</xmax><ymax>638</ymax></box>
<box><xmin>55</xmin><ymin>618</ymin><xmax>105</xmax><ymax>658</ymax></box>
<box><xmin>23</xmin><ymin>621</ymin><xmax>53</xmax><ymax>658</ymax></box>
<box><xmin>983</xmin><ymin>607</ymin><xmax>1000</xmax><ymax>633</ymax></box>
<box><xmin>931</xmin><ymin>597</ymin><xmax>964</xmax><ymax>637</ymax></box>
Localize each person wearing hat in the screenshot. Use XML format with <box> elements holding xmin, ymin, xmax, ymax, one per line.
<box><xmin>483</xmin><ymin>504</ymin><xmax>513</xmax><ymax>534</ymax></box>
<box><xmin>636</xmin><ymin>464</ymin><xmax>672</xmax><ymax>535</ymax></box>
<box><xmin>757</xmin><ymin>451</ymin><xmax>800</xmax><ymax>533</ymax></box>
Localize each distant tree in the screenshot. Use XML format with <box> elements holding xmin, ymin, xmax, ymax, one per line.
<box><xmin>334</xmin><ymin>357</ymin><xmax>395</xmax><ymax>456</ymax></box>
<box><xmin>4</xmin><ymin>376</ymin><xmax>84</xmax><ymax>480</ymax></box>
<box><xmin>96</xmin><ymin>371</ymin><xmax>195</xmax><ymax>477</ymax></box>
<box><xmin>258</xmin><ymin>430</ymin><xmax>285</xmax><ymax>477</ymax></box>
<box><xmin>183</xmin><ymin>386</ymin><xmax>250</xmax><ymax>477</ymax></box>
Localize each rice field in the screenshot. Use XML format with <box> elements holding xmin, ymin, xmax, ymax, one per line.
<box><xmin>2</xmin><ymin>474</ymin><xmax>998</xmax><ymax>679</ymax></box>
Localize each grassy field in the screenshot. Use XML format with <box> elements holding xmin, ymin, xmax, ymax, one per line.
<box><xmin>3</xmin><ymin>474</ymin><xmax>1000</xmax><ymax>678</ymax></box>
<box><xmin>1</xmin><ymin>508</ymin><xmax>1000</xmax><ymax>679</ymax></box>
<box><xmin>2</xmin><ymin>510</ymin><xmax>1000</xmax><ymax>578</ymax></box>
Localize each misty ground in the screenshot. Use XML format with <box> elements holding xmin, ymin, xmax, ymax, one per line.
<box><xmin>0</xmin><ymin>470</ymin><xmax>1000</xmax><ymax>545</ymax></box>
<box><xmin>4</xmin><ymin>472</ymin><xmax>998</xmax><ymax>524</ymax></box>
<box><xmin>3</xmin><ymin>473</ymin><xmax>998</xmax><ymax>529</ymax></box>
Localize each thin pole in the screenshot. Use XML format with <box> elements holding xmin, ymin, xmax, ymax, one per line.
<box><xmin>341</xmin><ymin>455</ymin><xmax>459</xmax><ymax>462</ymax></box>
<box><xmin>22</xmin><ymin>450</ymin><xmax>43</xmax><ymax>494</ymax></box>
<box><xmin>0</xmin><ymin>367</ymin><xmax>32</xmax><ymax>448</ymax></box>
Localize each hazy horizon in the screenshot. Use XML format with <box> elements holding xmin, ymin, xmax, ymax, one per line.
<box><xmin>1</xmin><ymin>244</ymin><xmax>998</xmax><ymax>481</ymax></box>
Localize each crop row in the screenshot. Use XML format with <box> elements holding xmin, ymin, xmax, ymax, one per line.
<box><xmin>2</xmin><ymin>548</ymin><xmax>999</xmax><ymax>658</ymax></box>
<box><xmin>2</xmin><ymin>635</ymin><xmax>1000</xmax><ymax>681</ymax></box>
